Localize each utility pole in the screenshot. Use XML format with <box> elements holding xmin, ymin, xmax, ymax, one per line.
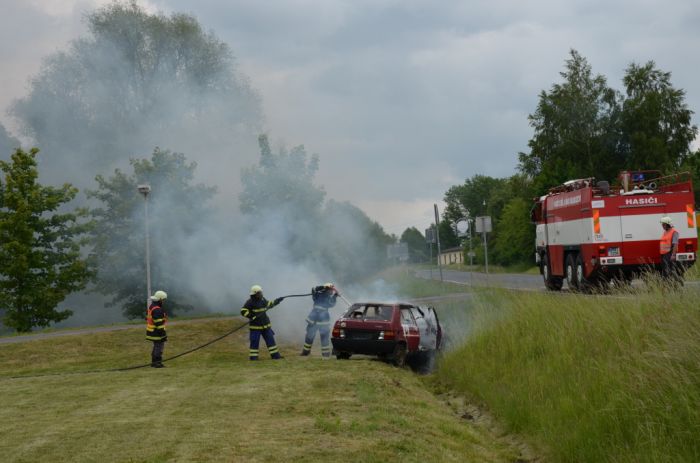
<box><xmin>138</xmin><ymin>184</ymin><xmax>152</xmax><ymax>309</ymax></box>
<box><xmin>434</xmin><ymin>204</ymin><xmax>443</xmax><ymax>282</ymax></box>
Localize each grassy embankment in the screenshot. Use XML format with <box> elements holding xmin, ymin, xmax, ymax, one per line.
<box><xmin>0</xmin><ymin>316</ymin><xmax>520</xmax><ymax>463</ymax></box>
<box><xmin>429</xmin><ymin>278</ymin><xmax>700</xmax><ymax>462</ymax></box>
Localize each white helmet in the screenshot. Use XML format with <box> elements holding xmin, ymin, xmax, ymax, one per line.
<box><xmin>250</xmin><ymin>285</ymin><xmax>263</xmax><ymax>295</ymax></box>
<box><xmin>660</xmin><ymin>216</ymin><xmax>673</xmax><ymax>225</ymax></box>
<box><xmin>323</xmin><ymin>282</ymin><xmax>335</xmax><ymax>288</ymax></box>
<box><xmin>151</xmin><ymin>290</ymin><xmax>168</xmax><ymax>301</ymax></box>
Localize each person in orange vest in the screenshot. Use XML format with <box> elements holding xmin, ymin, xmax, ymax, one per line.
<box><xmin>659</xmin><ymin>216</ymin><xmax>679</xmax><ymax>281</ymax></box>
<box><xmin>146</xmin><ymin>290</ymin><xmax>168</xmax><ymax>368</ymax></box>
<box><xmin>241</xmin><ymin>285</ymin><xmax>284</xmax><ymax>360</ymax></box>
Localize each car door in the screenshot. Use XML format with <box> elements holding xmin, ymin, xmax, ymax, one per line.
<box><xmin>399</xmin><ymin>307</ymin><xmax>420</xmax><ymax>352</ymax></box>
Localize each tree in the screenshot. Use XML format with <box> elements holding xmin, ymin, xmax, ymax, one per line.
<box><xmin>88</xmin><ymin>148</ymin><xmax>216</xmax><ymax>318</ymax></box>
<box><xmin>400</xmin><ymin>227</ymin><xmax>428</xmax><ymax>263</ymax></box>
<box><xmin>0</xmin><ymin>148</ymin><xmax>92</xmax><ymax>332</ymax></box>
<box><xmin>11</xmin><ymin>1</ymin><xmax>261</xmax><ymax>188</ymax></box>
<box><xmin>519</xmin><ymin>49</ymin><xmax>622</xmax><ymax>194</ymax></box>
<box><xmin>620</xmin><ymin>61</ymin><xmax>697</xmax><ymax>173</ymax></box>
<box><xmin>490</xmin><ymin>198</ymin><xmax>534</xmax><ymax>266</ymax></box>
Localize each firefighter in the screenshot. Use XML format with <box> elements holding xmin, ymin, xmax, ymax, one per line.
<box><xmin>300</xmin><ymin>283</ymin><xmax>339</xmax><ymax>358</ymax></box>
<box><xmin>146</xmin><ymin>290</ymin><xmax>168</xmax><ymax>368</ymax></box>
<box><xmin>241</xmin><ymin>285</ymin><xmax>284</xmax><ymax>360</ymax></box>
<box><xmin>659</xmin><ymin>216</ymin><xmax>680</xmax><ymax>282</ymax></box>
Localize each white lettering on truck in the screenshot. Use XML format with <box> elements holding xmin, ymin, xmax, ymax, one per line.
<box><xmin>624</xmin><ymin>197</ymin><xmax>658</xmax><ymax>206</ymax></box>
<box><xmin>552</xmin><ymin>194</ymin><xmax>582</xmax><ymax>209</ymax></box>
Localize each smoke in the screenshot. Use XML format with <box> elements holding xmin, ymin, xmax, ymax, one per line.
<box><xmin>0</xmin><ymin>2</ymin><xmax>400</xmax><ymax>335</ymax></box>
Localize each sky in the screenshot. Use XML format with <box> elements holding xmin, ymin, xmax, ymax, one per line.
<box><xmin>1</xmin><ymin>0</ymin><xmax>700</xmax><ymax>236</ymax></box>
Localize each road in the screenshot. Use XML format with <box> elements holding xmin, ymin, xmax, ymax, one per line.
<box><xmin>414</xmin><ymin>268</ymin><xmax>544</xmax><ymax>291</ymax></box>
<box><xmin>0</xmin><ymin>317</ymin><xmax>237</xmax><ymax>345</ymax></box>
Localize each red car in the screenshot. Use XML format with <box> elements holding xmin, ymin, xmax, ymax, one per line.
<box><xmin>331</xmin><ymin>302</ymin><xmax>443</xmax><ymax>367</ymax></box>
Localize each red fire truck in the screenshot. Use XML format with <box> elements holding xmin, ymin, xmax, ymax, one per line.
<box><xmin>531</xmin><ymin>171</ymin><xmax>697</xmax><ymax>290</ymax></box>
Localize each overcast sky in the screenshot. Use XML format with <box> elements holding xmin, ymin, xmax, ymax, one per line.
<box><xmin>1</xmin><ymin>0</ymin><xmax>699</xmax><ymax>235</ymax></box>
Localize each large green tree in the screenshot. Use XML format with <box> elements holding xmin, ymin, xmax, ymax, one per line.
<box><xmin>0</xmin><ymin>148</ymin><xmax>92</xmax><ymax>332</ymax></box>
<box><xmin>88</xmin><ymin>148</ymin><xmax>215</xmax><ymax>318</ymax></box>
<box><xmin>620</xmin><ymin>61</ymin><xmax>697</xmax><ymax>172</ymax></box>
<box><xmin>519</xmin><ymin>49</ymin><xmax>622</xmax><ymax>193</ymax></box>
<box><xmin>11</xmin><ymin>0</ymin><xmax>261</xmax><ymax>187</ymax></box>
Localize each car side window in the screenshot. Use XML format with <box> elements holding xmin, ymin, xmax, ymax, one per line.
<box><xmin>400</xmin><ymin>308</ymin><xmax>416</xmax><ymax>326</ymax></box>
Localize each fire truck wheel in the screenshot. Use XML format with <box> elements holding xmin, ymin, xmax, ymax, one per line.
<box><xmin>575</xmin><ymin>254</ymin><xmax>588</xmax><ymax>290</ymax></box>
<box><xmin>542</xmin><ymin>255</ymin><xmax>563</xmax><ymax>291</ymax></box>
<box><xmin>565</xmin><ymin>254</ymin><xmax>578</xmax><ymax>290</ymax></box>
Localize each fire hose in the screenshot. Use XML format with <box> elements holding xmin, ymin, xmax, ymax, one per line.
<box><xmin>2</xmin><ymin>292</ymin><xmax>313</xmax><ymax>380</ymax></box>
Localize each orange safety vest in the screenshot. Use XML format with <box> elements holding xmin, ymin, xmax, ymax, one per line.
<box><xmin>659</xmin><ymin>228</ymin><xmax>676</xmax><ymax>255</ymax></box>
<box><xmin>146</xmin><ymin>303</ymin><xmax>167</xmax><ymax>341</ymax></box>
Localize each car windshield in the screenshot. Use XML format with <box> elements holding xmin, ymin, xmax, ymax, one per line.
<box><xmin>345</xmin><ymin>305</ymin><xmax>393</xmax><ymax>321</ymax></box>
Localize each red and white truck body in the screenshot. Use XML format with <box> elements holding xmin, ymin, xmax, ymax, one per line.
<box><xmin>532</xmin><ymin>171</ymin><xmax>697</xmax><ymax>290</ymax></box>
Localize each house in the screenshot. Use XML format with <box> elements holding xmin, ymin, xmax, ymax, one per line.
<box><xmin>439</xmin><ymin>247</ymin><xmax>463</xmax><ymax>266</ymax></box>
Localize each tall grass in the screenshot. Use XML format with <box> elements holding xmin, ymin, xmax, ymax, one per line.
<box><xmin>434</xmin><ymin>284</ymin><xmax>700</xmax><ymax>462</ymax></box>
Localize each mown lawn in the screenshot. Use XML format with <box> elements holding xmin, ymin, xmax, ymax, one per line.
<box><xmin>0</xmin><ymin>319</ymin><xmax>521</xmax><ymax>463</ymax></box>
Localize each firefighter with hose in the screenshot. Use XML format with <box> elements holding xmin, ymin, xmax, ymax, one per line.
<box><xmin>241</xmin><ymin>285</ymin><xmax>284</xmax><ymax>360</ymax></box>
<box><xmin>659</xmin><ymin>216</ymin><xmax>681</xmax><ymax>284</ymax></box>
<box><xmin>146</xmin><ymin>290</ymin><xmax>168</xmax><ymax>368</ymax></box>
<box><xmin>300</xmin><ymin>283</ymin><xmax>339</xmax><ymax>359</ymax></box>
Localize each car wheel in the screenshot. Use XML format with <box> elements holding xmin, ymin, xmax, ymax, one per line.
<box><xmin>335</xmin><ymin>352</ymin><xmax>351</xmax><ymax>360</ymax></box>
<box><xmin>392</xmin><ymin>343</ymin><xmax>407</xmax><ymax>367</ymax></box>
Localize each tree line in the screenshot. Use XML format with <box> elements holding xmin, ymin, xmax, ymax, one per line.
<box><xmin>399</xmin><ymin>50</ymin><xmax>699</xmax><ymax>268</ymax></box>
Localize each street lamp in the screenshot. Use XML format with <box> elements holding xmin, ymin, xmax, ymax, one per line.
<box><xmin>137</xmin><ymin>184</ymin><xmax>152</xmax><ymax>308</ymax></box>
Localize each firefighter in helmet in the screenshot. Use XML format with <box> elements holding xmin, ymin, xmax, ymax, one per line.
<box><xmin>300</xmin><ymin>283</ymin><xmax>339</xmax><ymax>358</ymax></box>
<box><xmin>659</xmin><ymin>216</ymin><xmax>680</xmax><ymax>282</ymax></box>
<box><xmin>241</xmin><ymin>285</ymin><xmax>284</xmax><ymax>360</ymax></box>
<box><xmin>146</xmin><ymin>290</ymin><xmax>168</xmax><ymax>368</ymax></box>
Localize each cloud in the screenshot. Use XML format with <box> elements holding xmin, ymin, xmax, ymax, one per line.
<box><xmin>1</xmin><ymin>0</ymin><xmax>699</xmax><ymax>237</ymax></box>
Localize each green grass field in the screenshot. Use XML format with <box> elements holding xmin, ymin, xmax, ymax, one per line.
<box><xmin>4</xmin><ymin>268</ymin><xmax>700</xmax><ymax>462</ymax></box>
<box><xmin>434</xmin><ymin>284</ymin><xmax>700</xmax><ymax>463</ymax></box>
<box><xmin>0</xmin><ymin>318</ymin><xmax>521</xmax><ymax>463</ymax></box>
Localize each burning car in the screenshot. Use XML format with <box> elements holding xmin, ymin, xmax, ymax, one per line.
<box><xmin>331</xmin><ymin>302</ymin><xmax>442</xmax><ymax>367</ymax></box>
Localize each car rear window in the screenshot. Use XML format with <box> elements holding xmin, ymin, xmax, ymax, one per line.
<box><xmin>345</xmin><ymin>305</ymin><xmax>393</xmax><ymax>321</ymax></box>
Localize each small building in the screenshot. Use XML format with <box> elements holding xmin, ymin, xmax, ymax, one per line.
<box><xmin>439</xmin><ymin>247</ymin><xmax>463</xmax><ymax>266</ymax></box>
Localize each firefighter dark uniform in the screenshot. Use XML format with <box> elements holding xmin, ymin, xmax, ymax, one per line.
<box><xmin>146</xmin><ymin>291</ymin><xmax>168</xmax><ymax>368</ymax></box>
<box><xmin>241</xmin><ymin>285</ymin><xmax>283</xmax><ymax>360</ymax></box>
<box><xmin>300</xmin><ymin>283</ymin><xmax>339</xmax><ymax>358</ymax></box>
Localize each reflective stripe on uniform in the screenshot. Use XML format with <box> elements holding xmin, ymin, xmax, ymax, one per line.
<box><xmin>250</xmin><ymin>324</ymin><xmax>272</xmax><ymax>330</ymax></box>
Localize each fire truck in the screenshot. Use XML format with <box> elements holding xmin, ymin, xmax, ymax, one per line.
<box><xmin>531</xmin><ymin>171</ymin><xmax>697</xmax><ymax>291</ymax></box>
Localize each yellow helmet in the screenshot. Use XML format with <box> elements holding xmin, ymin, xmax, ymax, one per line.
<box><xmin>250</xmin><ymin>285</ymin><xmax>263</xmax><ymax>295</ymax></box>
<box><xmin>324</xmin><ymin>282</ymin><xmax>335</xmax><ymax>288</ymax></box>
<box><xmin>151</xmin><ymin>290</ymin><xmax>168</xmax><ymax>301</ymax></box>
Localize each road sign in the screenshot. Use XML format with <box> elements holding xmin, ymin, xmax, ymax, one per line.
<box><xmin>455</xmin><ymin>219</ymin><xmax>469</xmax><ymax>237</ymax></box>
<box><xmin>475</xmin><ymin>216</ymin><xmax>492</xmax><ymax>233</ymax></box>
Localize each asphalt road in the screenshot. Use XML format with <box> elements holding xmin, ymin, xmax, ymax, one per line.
<box><xmin>414</xmin><ymin>268</ymin><xmax>544</xmax><ymax>291</ymax></box>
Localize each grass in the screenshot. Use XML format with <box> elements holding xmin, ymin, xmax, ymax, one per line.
<box><xmin>0</xmin><ymin>319</ymin><xmax>521</xmax><ymax>463</ymax></box>
<box><xmin>431</xmin><ymin>285</ymin><xmax>700</xmax><ymax>462</ymax></box>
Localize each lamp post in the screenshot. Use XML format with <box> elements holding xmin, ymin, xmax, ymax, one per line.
<box><xmin>137</xmin><ymin>184</ymin><xmax>152</xmax><ymax>309</ymax></box>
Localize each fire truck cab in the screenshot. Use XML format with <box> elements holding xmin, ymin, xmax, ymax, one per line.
<box><xmin>531</xmin><ymin>171</ymin><xmax>697</xmax><ymax>291</ymax></box>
